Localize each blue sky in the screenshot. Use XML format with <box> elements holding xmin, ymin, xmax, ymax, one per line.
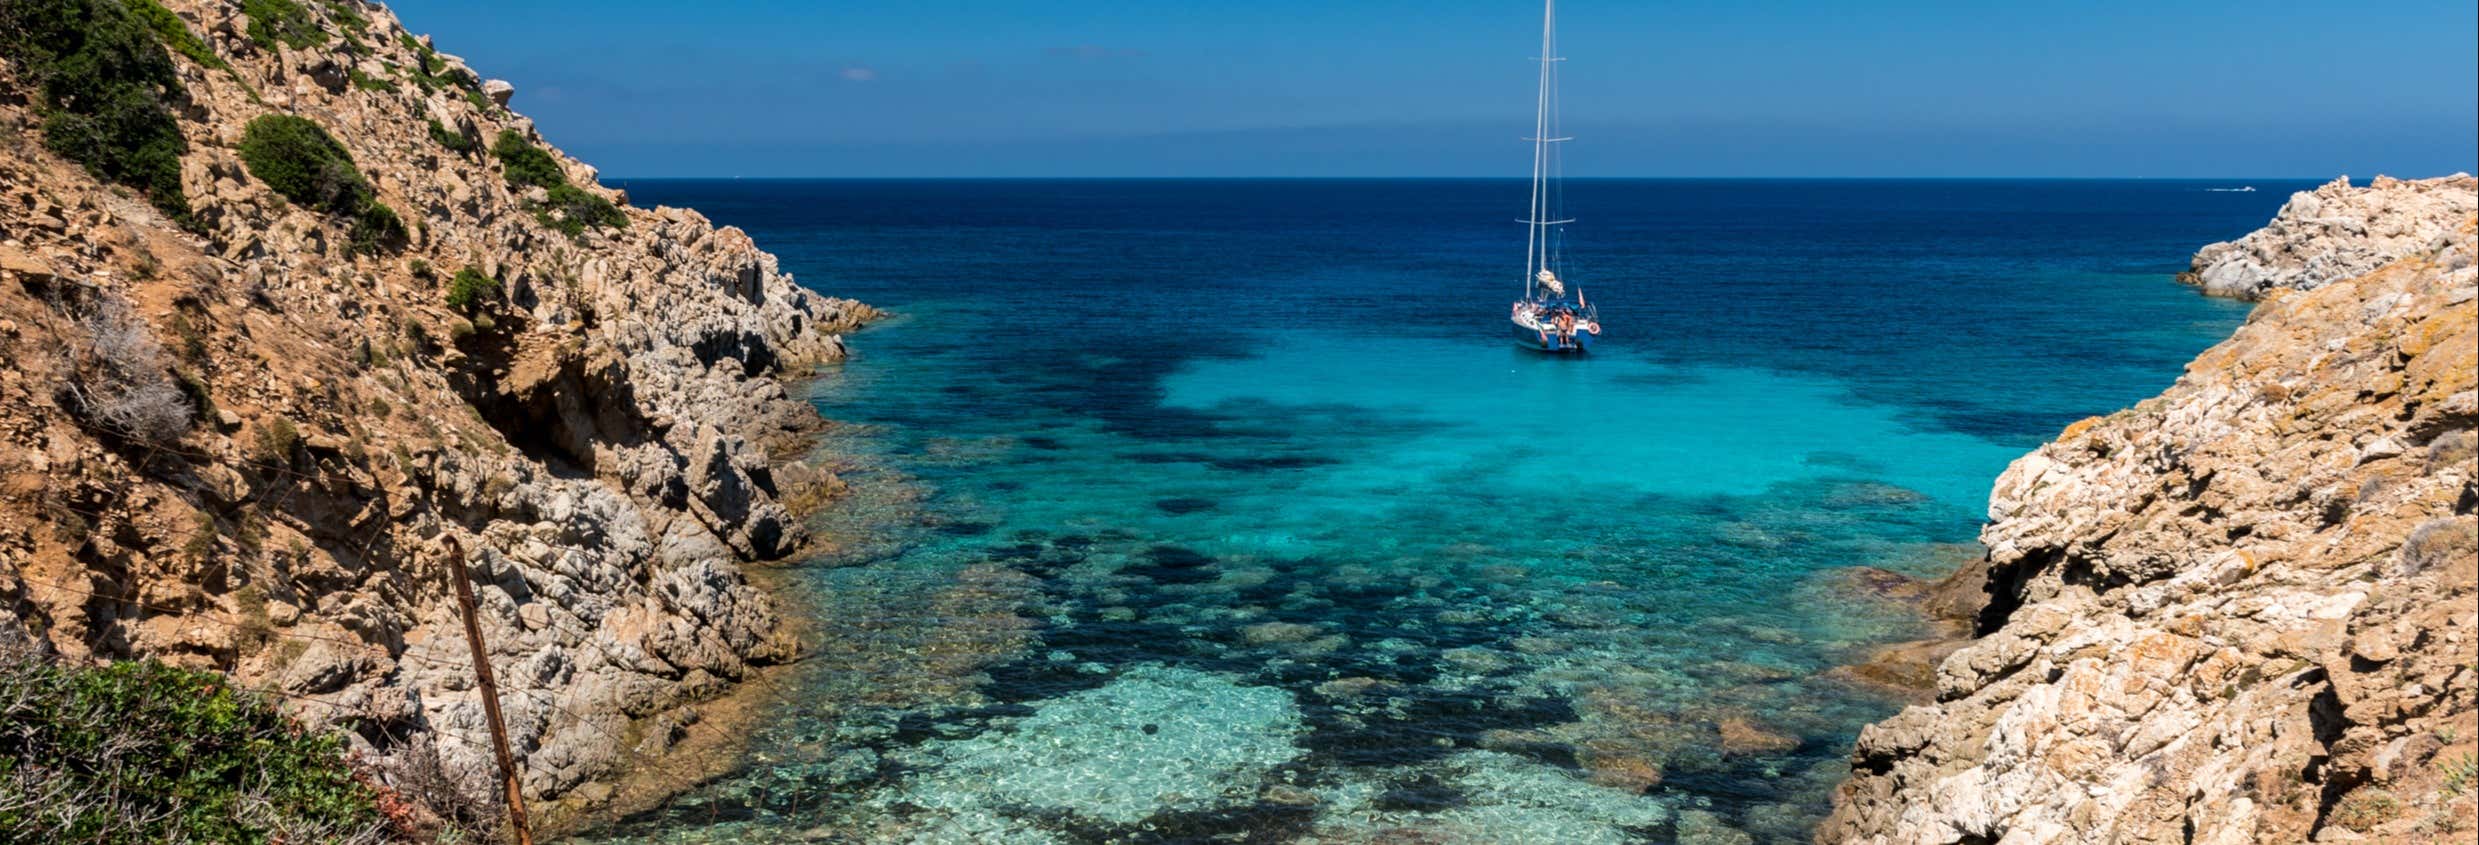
<box><xmin>393</xmin><ymin>1</ymin><xmax>2476</xmax><ymax>178</ymax></box>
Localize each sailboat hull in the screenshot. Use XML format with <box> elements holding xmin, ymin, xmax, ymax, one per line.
<box><xmin>1512</xmin><ymin>320</ymin><xmax>1593</xmax><ymax>352</ymax></box>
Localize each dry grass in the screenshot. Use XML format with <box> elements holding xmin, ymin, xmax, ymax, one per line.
<box><xmin>54</xmin><ymin>290</ymin><xmax>191</xmax><ymax>445</ymax></box>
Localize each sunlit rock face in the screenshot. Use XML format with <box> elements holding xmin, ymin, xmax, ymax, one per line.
<box><xmin>0</xmin><ymin>0</ymin><xmax>871</xmax><ymax>818</ymax></box>
<box><xmin>1828</xmin><ymin>198</ymin><xmax>2478</xmax><ymax>843</ymax></box>
<box><xmin>2183</xmin><ymin>174</ymin><xmax>2477</xmax><ymax>299</ymax></box>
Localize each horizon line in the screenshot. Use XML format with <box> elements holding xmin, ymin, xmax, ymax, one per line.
<box><xmin>606</xmin><ymin>174</ymin><xmax>2354</xmax><ymax>182</ymax></box>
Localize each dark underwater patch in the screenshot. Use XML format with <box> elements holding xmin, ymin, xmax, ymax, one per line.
<box><xmin>1372</xmin><ymin>773</ymin><xmax>1467</xmax><ymax>812</ymax></box>
<box><xmin>1295</xmin><ymin>685</ymin><xmax>1576</xmax><ymax>769</ymax></box>
<box><xmin>1122</xmin><ymin>544</ymin><xmax>1220</xmax><ymax>584</ymax></box>
<box><xmin>1208</xmin><ymin>454</ymin><xmax>1341</xmax><ymax>472</ymax></box>
<box><xmin>1153</xmin><ymin>496</ymin><xmax>1219</xmax><ymax>514</ymax></box>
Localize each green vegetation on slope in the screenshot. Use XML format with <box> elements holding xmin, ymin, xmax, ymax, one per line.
<box><xmin>489</xmin><ymin>129</ymin><xmax>564</xmax><ymax>188</ymax></box>
<box><xmin>239</xmin><ymin>114</ymin><xmax>406</xmax><ymax>255</ymax></box>
<box><xmin>396</xmin><ymin>31</ymin><xmax>477</xmax><ymax>92</ymax></box>
<box><xmin>491</xmin><ymin>129</ymin><xmax>625</xmax><ymax>239</ymax></box>
<box><xmin>428</xmin><ymin>118</ymin><xmax>476</xmax><ymax>154</ymax></box>
<box><xmin>126</xmin><ymin>0</ymin><xmax>229</xmax><ymax>71</ymax></box>
<box><xmin>0</xmin><ymin>0</ymin><xmax>195</xmax><ymax>225</ymax></box>
<box><xmin>240</xmin><ymin>0</ymin><xmax>321</xmax><ymax>50</ymax></box>
<box><xmin>0</xmin><ymin>656</ymin><xmax>389</xmax><ymax>842</ymax></box>
<box><xmin>445</xmin><ymin>266</ymin><xmax>499</xmax><ymax>311</ymax></box>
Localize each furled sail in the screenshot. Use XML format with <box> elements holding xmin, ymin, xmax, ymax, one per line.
<box><xmin>1536</xmin><ymin>269</ymin><xmax>1564</xmax><ymax>296</ymax></box>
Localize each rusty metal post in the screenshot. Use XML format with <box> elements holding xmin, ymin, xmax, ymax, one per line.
<box><xmin>444</xmin><ymin>535</ymin><xmax>534</xmax><ymax>845</ymax></box>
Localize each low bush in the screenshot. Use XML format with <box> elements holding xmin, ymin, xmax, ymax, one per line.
<box><xmin>239</xmin><ymin>0</ymin><xmax>320</xmax><ymax>51</ymax></box>
<box><xmin>489</xmin><ymin>129</ymin><xmax>563</xmax><ymax>189</ymax></box>
<box><xmin>0</xmin><ymin>652</ymin><xmax>390</xmax><ymax>843</ymax></box>
<box><xmin>426</xmin><ymin>118</ymin><xmax>475</xmax><ymax>153</ymax></box>
<box><xmin>401</xmin><ymin>316</ymin><xmax>432</xmax><ymax>350</ymax></box>
<box><xmin>58</xmin><ymin>293</ymin><xmax>192</xmax><ymax>445</ymax></box>
<box><xmin>537</xmin><ymin>183</ymin><xmax>627</xmax><ymax>237</ymax></box>
<box><xmin>239</xmin><ymin>114</ymin><xmax>404</xmax><ymax>255</ymax></box>
<box><xmin>127</xmin><ymin>0</ymin><xmax>228</xmax><ymax>71</ymax></box>
<box><xmin>348</xmin><ymin>67</ymin><xmax>396</xmax><ymax>92</ymax></box>
<box><xmin>490</xmin><ymin>130</ymin><xmax>626</xmax><ymax>238</ymax></box>
<box><xmin>0</xmin><ymin>0</ymin><xmax>195</xmax><ymax>224</ymax></box>
<box><xmin>397</xmin><ymin>31</ymin><xmax>476</xmax><ymax>91</ymax></box>
<box><xmin>2396</xmin><ymin>517</ymin><xmax>2476</xmax><ymax>577</ymax></box>
<box><xmin>253</xmin><ymin>415</ymin><xmax>300</xmax><ymax>466</ymax></box>
<box><xmin>347</xmin><ymin>202</ymin><xmax>406</xmax><ymax>256</ymax></box>
<box><xmin>239</xmin><ymin>114</ymin><xmax>365</xmax><ymax>215</ymax></box>
<box><xmin>445</xmin><ymin>266</ymin><xmax>499</xmax><ymax>311</ymax></box>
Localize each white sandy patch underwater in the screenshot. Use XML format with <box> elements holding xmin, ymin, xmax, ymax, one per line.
<box><xmin>875</xmin><ymin>666</ymin><xmax>1303</xmax><ymax>828</ymax></box>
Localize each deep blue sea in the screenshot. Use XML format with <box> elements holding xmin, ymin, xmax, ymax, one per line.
<box><xmin>592</xmin><ymin>179</ymin><xmax>2301</xmax><ymax>844</ymax></box>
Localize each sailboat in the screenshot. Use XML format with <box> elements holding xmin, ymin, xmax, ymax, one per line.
<box><xmin>1509</xmin><ymin>0</ymin><xmax>1600</xmax><ymax>353</ymax></box>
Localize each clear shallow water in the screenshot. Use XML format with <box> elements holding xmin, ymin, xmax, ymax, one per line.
<box><xmin>590</xmin><ymin>179</ymin><xmax>2290</xmax><ymax>843</ymax></box>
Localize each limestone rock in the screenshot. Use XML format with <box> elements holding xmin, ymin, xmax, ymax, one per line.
<box><xmin>2182</xmin><ymin>174</ymin><xmax>2477</xmax><ymax>299</ymax></box>
<box><xmin>1825</xmin><ymin>187</ymin><xmax>2479</xmax><ymax>842</ymax></box>
<box><xmin>0</xmin><ymin>0</ymin><xmax>877</xmax><ymax>824</ymax></box>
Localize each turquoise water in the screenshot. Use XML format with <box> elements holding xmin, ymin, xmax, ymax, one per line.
<box><xmin>591</xmin><ymin>179</ymin><xmax>2283</xmax><ymax>843</ymax></box>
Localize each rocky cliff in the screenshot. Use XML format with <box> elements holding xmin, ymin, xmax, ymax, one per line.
<box><xmin>0</xmin><ymin>0</ymin><xmax>869</xmax><ymax>831</ymax></box>
<box><xmin>2183</xmin><ymin>174</ymin><xmax>2478</xmax><ymax>299</ymax></box>
<box><xmin>1825</xmin><ymin>180</ymin><xmax>2478</xmax><ymax>842</ymax></box>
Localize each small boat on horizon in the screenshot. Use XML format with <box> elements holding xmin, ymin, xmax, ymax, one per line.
<box><xmin>1508</xmin><ymin>0</ymin><xmax>1600</xmax><ymax>353</ymax></box>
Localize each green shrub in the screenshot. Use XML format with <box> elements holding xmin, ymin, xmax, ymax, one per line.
<box><xmin>321</xmin><ymin>0</ymin><xmax>368</xmax><ymax>35</ymax></box>
<box><xmin>396</xmin><ymin>31</ymin><xmax>475</xmax><ymax>91</ymax></box>
<box><xmin>0</xmin><ymin>654</ymin><xmax>388</xmax><ymax>842</ymax></box>
<box><xmin>252</xmin><ymin>415</ymin><xmax>300</xmax><ymax>466</ymax></box>
<box><xmin>401</xmin><ymin>316</ymin><xmax>432</xmax><ymax>349</ymax></box>
<box><xmin>347</xmin><ymin>67</ymin><xmax>395</xmax><ymax>92</ymax></box>
<box><xmin>238</xmin><ymin>114</ymin><xmax>365</xmax><ymax>215</ymax></box>
<box><xmin>240</xmin><ymin>0</ymin><xmax>319</xmax><ymax>50</ymax></box>
<box><xmin>490</xmin><ymin>129</ymin><xmax>563</xmax><ymax>188</ymax></box>
<box><xmin>127</xmin><ymin>0</ymin><xmax>227</xmax><ymax>70</ymax></box>
<box><xmin>537</xmin><ymin>183</ymin><xmax>627</xmax><ymax>238</ymax></box>
<box><xmin>346</xmin><ymin>201</ymin><xmax>405</xmax><ymax>256</ymax></box>
<box><xmin>445</xmin><ymin>266</ymin><xmax>499</xmax><ymax>311</ymax></box>
<box><xmin>239</xmin><ymin>114</ymin><xmax>403</xmax><ymax>254</ymax></box>
<box><xmin>487</xmin><ymin>130</ymin><xmax>624</xmax><ymax>238</ymax></box>
<box><xmin>427</xmin><ymin>118</ymin><xmax>474</xmax><ymax>153</ymax></box>
<box><xmin>0</xmin><ymin>0</ymin><xmax>195</xmax><ymax>224</ymax></box>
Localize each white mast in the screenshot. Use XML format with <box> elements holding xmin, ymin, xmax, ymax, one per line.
<box><xmin>1522</xmin><ymin>0</ymin><xmax>1570</xmax><ymax>299</ymax></box>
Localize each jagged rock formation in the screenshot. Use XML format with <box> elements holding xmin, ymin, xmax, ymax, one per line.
<box><xmin>1825</xmin><ymin>190</ymin><xmax>2478</xmax><ymax>842</ymax></box>
<box><xmin>0</xmin><ymin>0</ymin><xmax>871</xmax><ymax>829</ymax></box>
<box><xmin>2183</xmin><ymin>174</ymin><xmax>2478</xmax><ymax>299</ymax></box>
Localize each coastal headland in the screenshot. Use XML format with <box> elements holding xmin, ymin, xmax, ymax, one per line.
<box><xmin>2</xmin><ymin>0</ymin><xmax>869</xmax><ymax>835</ymax></box>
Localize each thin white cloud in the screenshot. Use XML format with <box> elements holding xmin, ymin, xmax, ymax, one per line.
<box><xmin>840</xmin><ymin>66</ymin><xmax>878</xmax><ymax>82</ymax></box>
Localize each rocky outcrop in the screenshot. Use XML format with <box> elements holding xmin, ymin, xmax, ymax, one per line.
<box><xmin>0</xmin><ymin>0</ymin><xmax>872</xmax><ymax>830</ymax></box>
<box><xmin>1825</xmin><ymin>193</ymin><xmax>2478</xmax><ymax>841</ymax></box>
<box><xmin>2182</xmin><ymin>174</ymin><xmax>2477</xmax><ymax>299</ymax></box>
